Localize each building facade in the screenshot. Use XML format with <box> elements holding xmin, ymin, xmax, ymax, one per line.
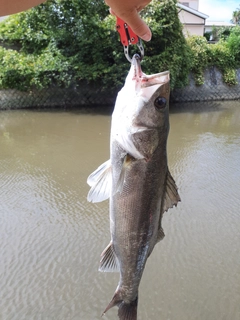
<box><xmin>179</xmin><ymin>0</ymin><xmax>199</xmax><ymax>10</ymax></box>
<box><xmin>178</xmin><ymin>1</ymin><xmax>208</xmax><ymax>36</ymax></box>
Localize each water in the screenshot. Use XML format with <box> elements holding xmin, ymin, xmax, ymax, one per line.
<box><xmin>0</xmin><ymin>101</ymin><xmax>240</xmax><ymax>320</ymax></box>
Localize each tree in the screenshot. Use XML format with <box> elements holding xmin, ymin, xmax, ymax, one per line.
<box><xmin>231</xmin><ymin>7</ymin><xmax>240</xmax><ymax>24</ymax></box>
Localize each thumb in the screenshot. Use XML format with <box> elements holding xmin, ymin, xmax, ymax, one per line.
<box><xmin>122</xmin><ymin>10</ymin><xmax>152</xmax><ymax>42</ymax></box>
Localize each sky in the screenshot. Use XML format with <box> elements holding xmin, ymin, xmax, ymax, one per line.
<box><xmin>199</xmin><ymin>0</ymin><xmax>240</xmax><ymax>22</ymax></box>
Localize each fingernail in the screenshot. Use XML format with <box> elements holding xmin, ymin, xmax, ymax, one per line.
<box><xmin>141</xmin><ymin>31</ymin><xmax>152</xmax><ymax>42</ymax></box>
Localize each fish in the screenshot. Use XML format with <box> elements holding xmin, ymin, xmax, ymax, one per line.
<box><xmin>87</xmin><ymin>54</ymin><xmax>181</xmax><ymax>320</ymax></box>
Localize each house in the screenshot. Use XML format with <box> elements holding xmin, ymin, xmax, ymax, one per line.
<box><xmin>177</xmin><ymin>1</ymin><xmax>209</xmax><ymax>36</ymax></box>
<box><xmin>179</xmin><ymin>0</ymin><xmax>199</xmax><ymax>10</ymax></box>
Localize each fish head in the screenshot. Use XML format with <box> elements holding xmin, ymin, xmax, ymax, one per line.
<box><xmin>112</xmin><ymin>54</ymin><xmax>170</xmax><ymax>159</ymax></box>
<box><xmin>131</xmin><ymin>55</ymin><xmax>170</xmax><ymax>132</ymax></box>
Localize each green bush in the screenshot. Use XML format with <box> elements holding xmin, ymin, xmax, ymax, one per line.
<box><xmin>0</xmin><ymin>45</ymin><xmax>71</xmax><ymax>90</ymax></box>
<box><xmin>142</xmin><ymin>0</ymin><xmax>192</xmax><ymax>88</ymax></box>
<box><xmin>187</xmin><ymin>32</ymin><xmax>239</xmax><ymax>86</ymax></box>
<box><xmin>225</xmin><ymin>26</ymin><xmax>240</xmax><ymax>63</ymax></box>
<box><xmin>1</xmin><ymin>0</ymin><xmax>240</xmax><ymax>91</ymax></box>
<box><xmin>209</xmin><ymin>40</ymin><xmax>237</xmax><ymax>85</ymax></box>
<box><xmin>204</xmin><ymin>32</ymin><xmax>211</xmax><ymax>41</ymax></box>
<box><xmin>0</xmin><ymin>0</ymin><xmax>191</xmax><ymax>91</ymax></box>
<box><xmin>186</xmin><ymin>36</ymin><xmax>209</xmax><ymax>85</ymax></box>
<box><xmin>218</xmin><ymin>26</ymin><xmax>234</xmax><ymax>40</ymax></box>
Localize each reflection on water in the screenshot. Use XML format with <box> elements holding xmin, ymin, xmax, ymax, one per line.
<box><xmin>0</xmin><ymin>101</ymin><xmax>240</xmax><ymax>320</ymax></box>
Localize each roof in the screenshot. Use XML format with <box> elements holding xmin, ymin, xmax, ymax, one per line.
<box><xmin>205</xmin><ymin>21</ymin><xmax>236</xmax><ymax>27</ymax></box>
<box><xmin>177</xmin><ymin>3</ymin><xmax>209</xmax><ymax>19</ymax></box>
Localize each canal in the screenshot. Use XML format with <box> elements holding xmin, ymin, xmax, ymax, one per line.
<box><xmin>0</xmin><ymin>100</ymin><xmax>239</xmax><ymax>320</ymax></box>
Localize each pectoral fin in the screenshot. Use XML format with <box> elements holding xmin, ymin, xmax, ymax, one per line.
<box><xmin>116</xmin><ymin>154</ymin><xmax>135</xmax><ymax>194</ymax></box>
<box><xmin>162</xmin><ymin>169</ymin><xmax>181</xmax><ymax>213</ymax></box>
<box><xmin>87</xmin><ymin>160</ymin><xmax>112</xmax><ymax>203</ymax></box>
<box><xmin>99</xmin><ymin>242</ymin><xmax>120</xmax><ymax>272</ymax></box>
<box><xmin>115</xmin><ymin>130</ymin><xmax>144</xmax><ymax>160</ymax></box>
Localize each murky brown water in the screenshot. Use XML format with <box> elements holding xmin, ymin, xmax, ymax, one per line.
<box><xmin>0</xmin><ymin>101</ymin><xmax>240</xmax><ymax>320</ymax></box>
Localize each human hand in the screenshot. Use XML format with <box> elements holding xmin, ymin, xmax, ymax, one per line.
<box><xmin>0</xmin><ymin>0</ymin><xmax>45</xmax><ymax>16</ymax></box>
<box><xmin>105</xmin><ymin>0</ymin><xmax>152</xmax><ymax>41</ymax></box>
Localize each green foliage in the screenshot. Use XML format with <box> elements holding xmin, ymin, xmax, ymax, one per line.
<box><xmin>186</xmin><ymin>36</ymin><xmax>209</xmax><ymax>85</ymax></box>
<box><xmin>211</xmin><ymin>26</ymin><xmax>219</xmax><ymax>41</ymax></box>
<box><xmin>187</xmin><ymin>29</ymin><xmax>240</xmax><ymax>86</ymax></box>
<box><xmin>217</xmin><ymin>26</ymin><xmax>234</xmax><ymax>40</ymax></box>
<box><xmin>0</xmin><ymin>45</ymin><xmax>71</xmax><ymax>90</ymax></box>
<box><xmin>209</xmin><ymin>40</ymin><xmax>237</xmax><ymax>85</ymax></box>
<box><xmin>141</xmin><ymin>0</ymin><xmax>192</xmax><ymax>88</ymax></box>
<box><xmin>0</xmin><ymin>0</ymin><xmax>191</xmax><ymax>91</ymax></box>
<box><xmin>209</xmin><ymin>26</ymin><xmax>235</xmax><ymax>42</ymax></box>
<box><xmin>225</xmin><ymin>26</ymin><xmax>240</xmax><ymax>62</ymax></box>
<box><xmin>204</xmin><ymin>32</ymin><xmax>211</xmax><ymax>41</ymax></box>
<box><xmin>0</xmin><ymin>0</ymin><xmax>240</xmax><ymax>91</ymax></box>
<box><xmin>232</xmin><ymin>8</ymin><xmax>240</xmax><ymax>25</ymax></box>
<box><xmin>222</xmin><ymin>68</ymin><xmax>237</xmax><ymax>85</ymax></box>
<box><xmin>0</xmin><ymin>5</ymin><xmax>52</xmax><ymax>53</ymax></box>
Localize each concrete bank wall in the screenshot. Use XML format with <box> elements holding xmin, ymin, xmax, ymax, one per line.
<box><xmin>171</xmin><ymin>67</ymin><xmax>240</xmax><ymax>102</ymax></box>
<box><xmin>0</xmin><ymin>83</ymin><xmax>117</xmax><ymax>110</ymax></box>
<box><xmin>0</xmin><ymin>67</ymin><xmax>240</xmax><ymax>109</ymax></box>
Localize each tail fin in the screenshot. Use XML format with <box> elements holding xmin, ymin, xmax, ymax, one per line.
<box><xmin>102</xmin><ymin>290</ymin><xmax>138</xmax><ymax>320</ymax></box>
<box><xmin>118</xmin><ymin>298</ymin><xmax>138</xmax><ymax>320</ymax></box>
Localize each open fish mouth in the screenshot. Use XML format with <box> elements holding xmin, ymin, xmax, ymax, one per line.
<box><xmin>132</xmin><ymin>54</ymin><xmax>144</xmax><ymax>82</ymax></box>
<box><xmin>131</xmin><ymin>54</ymin><xmax>170</xmax><ymax>90</ymax></box>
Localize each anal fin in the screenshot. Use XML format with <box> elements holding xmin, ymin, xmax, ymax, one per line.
<box><xmin>157</xmin><ymin>227</ymin><xmax>165</xmax><ymax>243</ymax></box>
<box><xmin>102</xmin><ymin>290</ymin><xmax>138</xmax><ymax>320</ymax></box>
<box><xmin>99</xmin><ymin>242</ymin><xmax>119</xmax><ymax>272</ymax></box>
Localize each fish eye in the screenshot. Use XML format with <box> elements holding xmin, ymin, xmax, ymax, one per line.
<box><xmin>154</xmin><ymin>97</ymin><xmax>167</xmax><ymax>110</ymax></box>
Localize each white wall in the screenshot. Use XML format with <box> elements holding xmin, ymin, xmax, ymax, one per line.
<box><xmin>179</xmin><ymin>0</ymin><xmax>199</xmax><ymax>11</ymax></box>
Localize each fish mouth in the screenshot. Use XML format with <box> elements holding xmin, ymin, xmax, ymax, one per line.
<box><xmin>131</xmin><ymin>54</ymin><xmax>170</xmax><ymax>88</ymax></box>
<box><xmin>132</xmin><ymin>54</ymin><xmax>144</xmax><ymax>82</ymax></box>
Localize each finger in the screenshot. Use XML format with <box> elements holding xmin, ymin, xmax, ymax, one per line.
<box><xmin>109</xmin><ymin>8</ymin><xmax>116</xmax><ymax>16</ymax></box>
<box><xmin>123</xmin><ymin>10</ymin><xmax>151</xmax><ymax>41</ymax></box>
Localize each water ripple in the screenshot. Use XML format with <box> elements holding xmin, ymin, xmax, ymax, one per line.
<box><xmin>0</xmin><ymin>106</ymin><xmax>240</xmax><ymax>320</ymax></box>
